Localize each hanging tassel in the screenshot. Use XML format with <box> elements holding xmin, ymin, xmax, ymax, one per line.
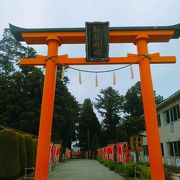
<box><xmin>61</xmin><ymin>66</ymin><xmax>65</xmax><ymax>80</ymax></box>
<box><xmin>96</xmin><ymin>73</ymin><xmax>98</xmax><ymax>87</ymax></box>
<box><xmin>113</xmin><ymin>71</ymin><xmax>116</xmax><ymax>85</ymax></box>
<box><xmin>130</xmin><ymin>65</ymin><xmax>134</xmax><ymax>79</ymax></box>
<box><xmin>79</xmin><ymin>71</ymin><xmax>82</xmax><ymax>84</ymax></box>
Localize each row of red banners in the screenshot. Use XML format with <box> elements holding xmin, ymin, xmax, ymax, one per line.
<box><xmin>49</xmin><ymin>144</ymin><xmax>72</xmax><ymax>163</ymax></box>
<box><xmin>49</xmin><ymin>144</ymin><xmax>61</xmax><ymax>163</ymax></box>
<box><xmin>65</xmin><ymin>148</ymin><xmax>72</xmax><ymax>159</ymax></box>
<box><xmin>97</xmin><ymin>142</ymin><xmax>130</xmax><ymax>164</ymax></box>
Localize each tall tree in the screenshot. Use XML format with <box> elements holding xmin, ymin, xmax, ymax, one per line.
<box><xmin>52</xmin><ymin>74</ymin><xmax>80</xmax><ymax>149</ymax></box>
<box><xmin>118</xmin><ymin>116</ymin><xmax>145</xmax><ymax>141</ymax></box>
<box><xmin>0</xmin><ymin>28</ymin><xmax>43</xmax><ymax>134</ymax></box>
<box><xmin>122</xmin><ymin>81</ymin><xmax>163</xmax><ymax>140</ymax></box>
<box><xmin>0</xmin><ymin>28</ymin><xmax>36</xmax><ymax>75</ymax></box>
<box><xmin>155</xmin><ymin>93</ymin><xmax>164</xmax><ymax>106</ymax></box>
<box><xmin>123</xmin><ymin>81</ymin><xmax>143</xmax><ymax>117</ymax></box>
<box><xmin>79</xmin><ymin>99</ymin><xmax>101</xmax><ymax>151</ymax></box>
<box><xmin>123</xmin><ymin>81</ymin><xmax>164</xmax><ymax>117</ymax></box>
<box><xmin>94</xmin><ymin>87</ymin><xmax>124</xmax><ymax>145</ymax></box>
<box><xmin>0</xmin><ymin>29</ymin><xmax>80</xmax><ymax>150</ymax></box>
<box><xmin>0</xmin><ymin>68</ymin><xmax>44</xmax><ymax>134</ymax></box>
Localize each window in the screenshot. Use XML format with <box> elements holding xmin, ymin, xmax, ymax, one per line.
<box><xmin>143</xmin><ymin>144</ymin><xmax>164</xmax><ymax>156</ymax></box>
<box><xmin>157</xmin><ymin>114</ymin><xmax>161</xmax><ymax>127</ymax></box>
<box><xmin>164</xmin><ymin>110</ymin><xmax>170</xmax><ymax>124</ymax></box>
<box><xmin>167</xmin><ymin>142</ymin><xmax>174</xmax><ymax>156</ymax></box>
<box><xmin>167</xmin><ymin>141</ymin><xmax>180</xmax><ymax>156</ymax></box>
<box><xmin>174</xmin><ymin>141</ymin><xmax>180</xmax><ymax>156</ymax></box>
<box><xmin>163</xmin><ymin>104</ymin><xmax>180</xmax><ymax>124</ymax></box>
<box><xmin>133</xmin><ymin>137</ymin><xmax>136</xmax><ymax>143</ymax></box>
<box><xmin>173</xmin><ymin>104</ymin><xmax>180</xmax><ymax>121</ymax></box>
<box><xmin>170</xmin><ymin>108</ymin><xmax>174</xmax><ymax>122</ymax></box>
<box><xmin>173</xmin><ymin>106</ymin><xmax>178</xmax><ymax>121</ymax></box>
<box><xmin>143</xmin><ymin>145</ymin><xmax>148</xmax><ymax>155</ymax></box>
<box><xmin>177</xmin><ymin>104</ymin><xmax>180</xmax><ymax>119</ymax></box>
<box><xmin>161</xmin><ymin>143</ymin><xmax>164</xmax><ymax>156</ymax></box>
<box><xmin>170</xmin><ymin>104</ymin><xmax>180</xmax><ymax>121</ymax></box>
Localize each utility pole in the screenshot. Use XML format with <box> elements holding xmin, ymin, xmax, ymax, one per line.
<box><xmin>87</xmin><ymin>128</ymin><xmax>89</xmax><ymax>159</ymax></box>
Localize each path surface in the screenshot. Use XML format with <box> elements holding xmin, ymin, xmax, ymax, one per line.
<box><xmin>48</xmin><ymin>159</ymin><xmax>124</xmax><ymax>180</ymax></box>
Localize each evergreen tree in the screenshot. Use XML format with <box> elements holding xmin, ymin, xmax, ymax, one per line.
<box><xmin>123</xmin><ymin>81</ymin><xmax>143</xmax><ymax>117</ymax></box>
<box><xmin>118</xmin><ymin>116</ymin><xmax>145</xmax><ymax>141</ymax></box>
<box><xmin>79</xmin><ymin>99</ymin><xmax>101</xmax><ymax>151</ymax></box>
<box><xmin>94</xmin><ymin>87</ymin><xmax>124</xmax><ymax>145</ymax></box>
<box><xmin>0</xmin><ymin>28</ymin><xmax>80</xmax><ymax>149</ymax></box>
<box><xmin>0</xmin><ymin>68</ymin><xmax>44</xmax><ymax>134</ymax></box>
<box><xmin>123</xmin><ymin>81</ymin><xmax>164</xmax><ymax>117</ymax></box>
<box><xmin>52</xmin><ymin>74</ymin><xmax>80</xmax><ymax>149</ymax></box>
<box><xmin>0</xmin><ymin>28</ymin><xmax>36</xmax><ymax>75</ymax></box>
<box><xmin>0</xmin><ymin>28</ymin><xmax>42</xmax><ymax>134</ymax></box>
<box><xmin>121</xmin><ymin>81</ymin><xmax>163</xmax><ymax>140</ymax></box>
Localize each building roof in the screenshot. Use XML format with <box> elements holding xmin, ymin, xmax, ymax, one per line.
<box><xmin>9</xmin><ymin>23</ymin><xmax>180</xmax><ymax>42</ymax></box>
<box><xmin>130</xmin><ymin>133</ymin><xmax>146</xmax><ymax>137</ymax></box>
<box><xmin>157</xmin><ymin>90</ymin><xmax>180</xmax><ymax>110</ymax></box>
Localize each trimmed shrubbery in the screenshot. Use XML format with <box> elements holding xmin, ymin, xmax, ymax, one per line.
<box><xmin>97</xmin><ymin>156</ymin><xmax>151</xmax><ymax>180</ymax></box>
<box><xmin>136</xmin><ymin>164</ymin><xmax>150</xmax><ymax>180</ymax></box>
<box><xmin>0</xmin><ymin>128</ymin><xmax>38</xmax><ymax>179</ymax></box>
<box><xmin>24</xmin><ymin>135</ymin><xmax>35</xmax><ymax>168</ymax></box>
<box><xmin>16</xmin><ymin>132</ymin><xmax>27</xmax><ymax>175</ymax></box>
<box><xmin>33</xmin><ymin>138</ymin><xmax>38</xmax><ymax>165</ymax></box>
<box><xmin>0</xmin><ymin>129</ymin><xmax>21</xmax><ymax>179</ymax></box>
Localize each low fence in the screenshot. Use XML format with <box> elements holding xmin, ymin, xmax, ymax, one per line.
<box><xmin>163</xmin><ymin>157</ymin><xmax>180</xmax><ymax>167</ymax></box>
<box><xmin>132</xmin><ymin>154</ymin><xmax>180</xmax><ymax>167</ymax></box>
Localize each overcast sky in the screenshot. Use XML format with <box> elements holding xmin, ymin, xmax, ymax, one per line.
<box><xmin>0</xmin><ymin>0</ymin><xmax>180</xmax><ymax>105</ymax></box>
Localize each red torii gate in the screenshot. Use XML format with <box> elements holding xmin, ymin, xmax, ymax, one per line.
<box><xmin>10</xmin><ymin>23</ymin><xmax>180</xmax><ymax>180</ymax></box>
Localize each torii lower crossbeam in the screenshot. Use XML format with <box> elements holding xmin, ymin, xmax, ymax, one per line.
<box><xmin>19</xmin><ymin>53</ymin><xmax>176</xmax><ymax>66</ymax></box>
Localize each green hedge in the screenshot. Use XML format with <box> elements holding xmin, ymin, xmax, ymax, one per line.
<box><xmin>0</xmin><ymin>129</ymin><xmax>38</xmax><ymax>179</ymax></box>
<box><xmin>33</xmin><ymin>138</ymin><xmax>38</xmax><ymax>166</ymax></box>
<box><xmin>24</xmin><ymin>135</ymin><xmax>35</xmax><ymax>168</ymax></box>
<box><xmin>0</xmin><ymin>129</ymin><xmax>20</xmax><ymax>179</ymax></box>
<box><xmin>97</xmin><ymin>156</ymin><xmax>151</xmax><ymax>179</ymax></box>
<box><xmin>136</xmin><ymin>164</ymin><xmax>151</xmax><ymax>179</ymax></box>
<box><xmin>16</xmin><ymin>132</ymin><xmax>27</xmax><ymax>175</ymax></box>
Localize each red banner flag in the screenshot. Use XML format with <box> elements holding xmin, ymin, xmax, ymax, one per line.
<box><xmin>126</xmin><ymin>143</ymin><xmax>130</xmax><ymax>163</ymax></box>
<box><xmin>108</xmin><ymin>144</ymin><xmax>114</xmax><ymax>162</ymax></box>
<box><xmin>117</xmin><ymin>143</ymin><xmax>124</xmax><ymax>164</ymax></box>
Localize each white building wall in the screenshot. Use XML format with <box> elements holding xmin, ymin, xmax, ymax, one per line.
<box><xmin>142</xmin><ymin>92</ymin><xmax>180</xmax><ymax>166</ymax></box>
<box><xmin>159</xmin><ymin>98</ymin><xmax>180</xmax><ymax>157</ymax></box>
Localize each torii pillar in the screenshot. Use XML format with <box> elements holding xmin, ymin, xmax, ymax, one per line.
<box><xmin>136</xmin><ymin>35</ymin><xmax>164</xmax><ymax>178</ymax></box>
<box><xmin>34</xmin><ymin>37</ymin><xmax>60</xmax><ymax>179</ymax></box>
<box><xmin>9</xmin><ymin>23</ymin><xmax>180</xmax><ymax>180</ymax></box>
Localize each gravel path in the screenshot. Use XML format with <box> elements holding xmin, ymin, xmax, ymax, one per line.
<box><xmin>48</xmin><ymin>159</ymin><xmax>124</xmax><ymax>180</ymax></box>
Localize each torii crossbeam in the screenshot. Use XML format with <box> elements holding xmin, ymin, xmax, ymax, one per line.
<box><xmin>10</xmin><ymin>23</ymin><xmax>180</xmax><ymax>180</ymax></box>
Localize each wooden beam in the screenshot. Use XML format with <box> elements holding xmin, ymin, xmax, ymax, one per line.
<box><xmin>21</xmin><ymin>30</ymin><xmax>174</xmax><ymax>44</ymax></box>
<box><xmin>19</xmin><ymin>54</ymin><xmax>176</xmax><ymax>66</ymax></box>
